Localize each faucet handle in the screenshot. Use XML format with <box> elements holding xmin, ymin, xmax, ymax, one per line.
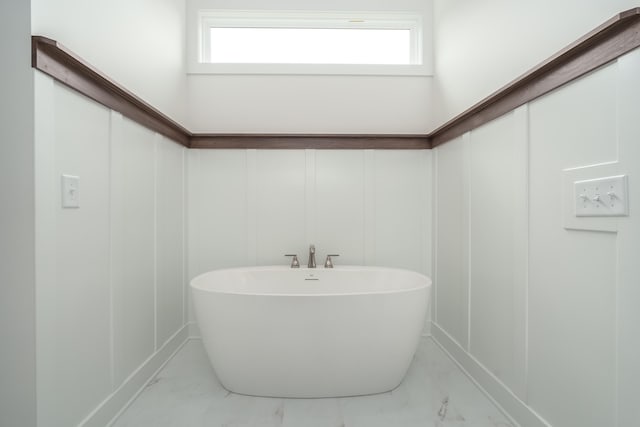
<box><xmin>324</xmin><ymin>254</ymin><xmax>340</xmax><ymax>268</ymax></box>
<box><xmin>285</xmin><ymin>254</ymin><xmax>300</xmax><ymax>268</ymax></box>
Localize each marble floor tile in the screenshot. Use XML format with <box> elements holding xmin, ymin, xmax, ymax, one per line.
<box><xmin>112</xmin><ymin>337</ymin><xmax>514</xmax><ymax>427</ymax></box>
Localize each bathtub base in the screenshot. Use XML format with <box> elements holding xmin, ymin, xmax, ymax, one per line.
<box><xmin>196</xmin><ymin>292</ymin><xmax>426</xmax><ymax>398</ymax></box>
<box><xmin>191</xmin><ymin>266</ymin><xmax>430</xmax><ymax>398</ymax></box>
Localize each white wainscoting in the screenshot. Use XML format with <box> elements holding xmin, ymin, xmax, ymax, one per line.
<box><xmin>433</xmin><ymin>49</ymin><xmax>640</xmax><ymax>427</ymax></box>
<box><xmin>187</xmin><ymin>148</ymin><xmax>433</xmax><ymax>326</ymax></box>
<box><xmin>34</xmin><ymin>73</ymin><xmax>188</xmax><ymax>427</ymax></box>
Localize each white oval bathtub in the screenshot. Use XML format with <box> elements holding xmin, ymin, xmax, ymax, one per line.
<box><xmin>190</xmin><ymin>265</ymin><xmax>431</xmax><ymax>398</ymax></box>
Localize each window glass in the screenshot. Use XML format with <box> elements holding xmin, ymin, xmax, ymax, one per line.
<box><xmin>208</xmin><ymin>27</ymin><xmax>412</xmax><ymax>65</ymax></box>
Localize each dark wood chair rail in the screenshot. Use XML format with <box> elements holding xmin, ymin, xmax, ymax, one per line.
<box><xmin>31</xmin><ymin>8</ymin><xmax>640</xmax><ymax>149</ymax></box>
<box><xmin>429</xmin><ymin>7</ymin><xmax>640</xmax><ymax>147</ymax></box>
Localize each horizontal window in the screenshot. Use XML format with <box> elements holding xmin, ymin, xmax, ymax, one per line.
<box><xmin>188</xmin><ymin>10</ymin><xmax>431</xmax><ymax>76</ymax></box>
<box><xmin>207</xmin><ymin>27</ymin><xmax>412</xmax><ymax>65</ymax></box>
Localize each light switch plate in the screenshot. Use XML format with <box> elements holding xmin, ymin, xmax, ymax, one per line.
<box><xmin>574</xmin><ymin>175</ymin><xmax>628</xmax><ymax>217</ymax></box>
<box><xmin>61</xmin><ymin>174</ymin><xmax>79</xmax><ymax>208</ymax></box>
<box><xmin>562</xmin><ymin>162</ymin><xmax>620</xmax><ymax>232</ymax></box>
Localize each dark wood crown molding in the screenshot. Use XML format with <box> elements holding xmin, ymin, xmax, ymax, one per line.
<box><xmin>429</xmin><ymin>7</ymin><xmax>640</xmax><ymax>147</ymax></box>
<box><xmin>31</xmin><ymin>8</ymin><xmax>640</xmax><ymax>149</ymax></box>
<box><xmin>190</xmin><ymin>134</ymin><xmax>430</xmax><ymax>149</ymax></box>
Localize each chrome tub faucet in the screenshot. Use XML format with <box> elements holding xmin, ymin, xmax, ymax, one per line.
<box><xmin>308</xmin><ymin>244</ymin><xmax>316</xmax><ymax>268</ymax></box>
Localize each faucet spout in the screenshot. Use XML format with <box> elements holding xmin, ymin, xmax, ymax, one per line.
<box><xmin>308</xmin><ymin>244</ymin><xmax>316</xmax><ymax>268</ymax></box>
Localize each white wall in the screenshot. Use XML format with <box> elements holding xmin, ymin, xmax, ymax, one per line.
<box><xmin>188</xmin><ymin>148</ymin><xmax>432</xmax><ymax>321</ymax></box>
<box><xmin>431</xmin><ymin>0</ymin><xmax>639</xmax><ymax>130</ymax></box>
<box><xmin>433</xmin><ymin>49</ymin><xmax>640</xmax><ymax>427</ymax></box>
<box><xmin>186</xmin><ymin>0</ymin><xmax>434</xmax><ymax>133</ymax></box>
<box><xmin>31</xmin><ymin>0</ymin><xmax>188</xmax><ymax>125</ymax></box>
<box><xmin>0</xmin><ymin>1</ymin><xmax>36</xmax><ymax>426</ymax></box>
<box><xmin>34</xmin><ymin>73</ymin><xmax>188</xmax><ymax>427</ymax></box>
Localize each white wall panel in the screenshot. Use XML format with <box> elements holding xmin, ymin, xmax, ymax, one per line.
<box><xmin>189</xmin><ymin>150</ymin><xmax>248</xmax><ymax>278</ymax></box>
<box><xmin>37</xmin><ymin>83</ymin><xmax>112</xmax><ymax>427</ymax></box>
<box><xmin>528</xmin><ymin>65</ymin><xmax>618</xmax><ymax>427</ymax></box>
<box><xmin>111</xmin><ymin>117</ymin><xmax>157</xmax><ymax>386</ymax></box>
<box><xmin>188</xmin><ymin>149</ymin><xmax>432</xmax><ymax>337</ymax></box>
<box><xmin>433</xmin><ymin>59</ymin><xmax>627</xmax><ymax>427</ymax></box>
<box><xmin>373</xmin><ymin>150</ymin><xmax>431</xmax><ymax>273</ymax></box>
<box><xmin>34</xmin><ymin>72</ymin><xmax>56</xmax><ymax>427</ymax></box>
<box><xmin>615</xmin><ymin>48</ymin><xmax>640</xmax><ymax>427</ymax></box>
<box><xmin>431</xmin><ymin>4</ymin><xmax>640</xmax><ymax>426</ymax></box>
<box><xmin>434</xmin><ymin>136</ymin><xmax>469</xmax><ymax>348</ymax></box>
<box><xmin>188</xmin><ymin>148</ymin><xmax>433</xmax><ymax>302</ymax></box>
<box><xmin>156</xmin><ymin>137</ymin><xmax>186</xmax><ymax>348</ymax></box>
<box><xmin>35</xmin><ymin>75</ymin><xmax>188</xmax><ymax>427</ymax></box>
<box><xmin>187</xmin><ymin>75</ymin><xmax>434</xmax><ymax>134</ymax></box>
<box><xmin>468</xmin><ymin>111</ymin><xmax>527</xmax><ymax>399</ymax></box>
<box><xmin>255</xmin><ymin>150</ymin><xmax>307</xmax><ymax>265</ymax></box>
<box><xmin>315</xmin><ymin>151</ymin><xmax>365</xmax><ymax>264</ymax></box>
<box><xmin>432</xmin><ymin>55</ymin><xmax>640</xmax><ymax>427</ymax></box>
<box><xmin>1</xmin><ymin>1</ymin><xmax>36</xmax><ymax>425</ymax></box>
<box><xmin>186</xmin><ymin>149</ymin><xmax>201</xmax><ymax>324</ymax></box>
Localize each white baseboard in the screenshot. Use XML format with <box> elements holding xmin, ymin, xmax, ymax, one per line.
<box><xmin>78</xmin><ymin>324</ymin><xmax>190</xmax><ymax>427</ymax></box>
<box><xmin>79</xmin><ymin>321</ymin><xmax>548</xmax><ymax>427</ymax></box>
<box><xmin>421</xmin><ymin>317</ymin><xmax>432</xmax><ymax>337</ymax></box>
<box><xmin>187</xmin><ymin>321</ymin><xmax>200</xmax><ymax>338</ymax></box>
<box><xmin>431</xmin><ymin>322</ymin><xmax>551</xmax><ymax>427</ymax></box>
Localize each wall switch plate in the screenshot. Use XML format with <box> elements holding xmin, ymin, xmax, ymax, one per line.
<box><xmin>61</xmin><ymin>174</ymin><xmax>80</xmax><ymax>208</ymax></box>
<box><xmin>574</xmin><ymin>175</ymin><xmax>628</xmax><ymax>217</ymax></box>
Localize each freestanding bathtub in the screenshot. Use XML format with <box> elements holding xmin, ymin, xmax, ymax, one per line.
<box><xmin>190</xmin><ymin>265</ymin><xmax>431</xmax><ymax>398</ymax></box>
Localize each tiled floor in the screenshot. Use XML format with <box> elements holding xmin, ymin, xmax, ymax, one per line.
<box><xmin>112</xmin><ymin>337</ymin><xmax>514</xmax><ymax>427</ymax></box>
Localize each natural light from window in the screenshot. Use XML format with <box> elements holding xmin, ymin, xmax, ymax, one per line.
<box><xmin>208</xmin><ymin>27</ymin><xmax>412</xmax><ymax>65</ymax></box>
<box><xmin>190</xmin><ymin>10</ymin><xmax>431</xmax><ymax>75</ymax></box>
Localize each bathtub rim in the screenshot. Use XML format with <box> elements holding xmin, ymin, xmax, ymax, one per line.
<box><xmin>190</xmin><ymin>265</ymin><xmax>431</xmax><ymax>297</ymax></box>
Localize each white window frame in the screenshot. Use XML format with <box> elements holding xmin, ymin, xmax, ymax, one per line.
<box><xmin>188</xmin><ymin>10</ymin><xmax>431</xmax><ymax>76</ymax></box>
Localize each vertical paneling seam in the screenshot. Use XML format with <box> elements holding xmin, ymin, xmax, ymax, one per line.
<box><xmin>192</xmin><ymin>150</ymin><xmax>202</xmax><ymax>323</ymax></box>
<box><xmin>523</xmin><ymin>105</ymin><xmax>531</xmax><ymax>404</ymax></box>
<box><xmin>432</xmin><ymin>148</ymin><xmax>439</xmax><ymax>324</ymax></box>
<box><xmin>152</xmin><ymin>134</ymin><xmax>159</xmax><ymax>351</ymax></box>
<box><xmin>523</xmin><ymin>104</ymin><xmax>531</xmax><ymax>403</ymax></box>
<box><xmin>246</xmin><ymin>150</ymin><xmax>257</xmax><ymax>265</ymax></box>
<box><xmin>107</xmin><ymin>110</ymin><xmax>120</xmax><ymax>391</ymax></box>
<box><xmin>181</xmin><ymin>147</ymin><xmax>187</xmax><ymax>327</ymax></box>
<box><xmin>513</xmin><ymin>105</ymin><xmax>530</xmax><ymax>401</ymax></box>
<box><xmin>422</xmin><ymin>151</ymin><xmax>432</xmax><ymax>335</ymax></box>
<box><xmin>363</xmin><ymin>150</ymin><xmax>376</xmax><ymax>265</ymax></box>
<box><xmin>463</xmin><ymin>131</ymin><xmax>472</xmax><ymax>352</ymax></box>
<box><xmin>613</xmin><ymin>57</ymin><xmax>621</xmax><ymax>427</ymax></box>
<box><xmin>421</xmin><ymin>151</ymin><xmax>430</xmax><ymax>276</ymax></box>
<box><xmin>194</xmin><ymin>151</ymin><xmax>203</xmax><ymax>283</ymax></box>
<box><xmin>305</xmin><ymin>150</ymin><xmax>316</xmax><ymax>246</ymax></box>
